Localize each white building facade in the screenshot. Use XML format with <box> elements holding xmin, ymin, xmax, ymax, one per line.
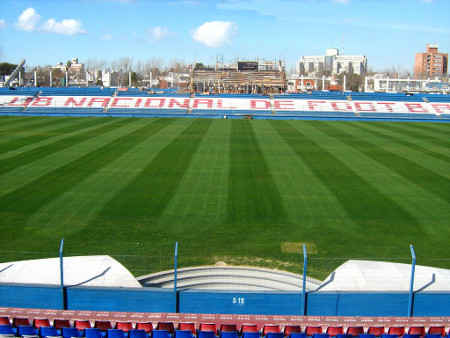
<box><xmin>297</xmin><ymin>48</ymin><xmax>367</xmax><ymax>76</ymax></box>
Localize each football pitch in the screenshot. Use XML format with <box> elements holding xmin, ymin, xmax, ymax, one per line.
<box><xmin>0</xmin><ymin>116</ymin><xmax>449</xmax><ymax>279</ymax></box>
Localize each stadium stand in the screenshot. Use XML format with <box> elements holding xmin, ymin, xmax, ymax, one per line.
<box><xmin>428</xmin><ymin>328</ymin><xmax>446</xmax><ymax>337</ymax></box>
<box><xmin>408</xmin><ymin>328</ymin><xmax>426</xmax><ymax>337</ymax></box>
<box><xmin>367</xmin><ymin>327</ymin><xmax>385</xmax><ymax>337</ymax></box>
<box><xmin>85</xmin><ymin>328</ymin><xmax>103</xmax><ymax>338</ymax></box>
<box><xmin>0</xmin><ymin>87</ymin><xmax>448</xmax><ymax>121</ymax></box>
<box><xmin>305</xmin><ymin>327</ymin><xmax>323</xmax><ymax>337</ymax></box>
<box><xmin>326</xmin><ymin>328</ymin><xmax>344</xmax><ymax>337</ymax></box>
<box><xmin>284</xmin><ymin>326</ymin><xmax>302</xmax><ymax>337</ymax></box>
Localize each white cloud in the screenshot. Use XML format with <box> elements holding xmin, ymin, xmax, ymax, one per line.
<box><xmin>148</xmin><ymin>26</ymin><xmax>173</xmax><ymax>42</ymax></box>
<box><xmin>15</xmin><ymin>8</ymin><xmax>41</xmax><ymax>31</ymax></box>
<box><xmin>0</xmin><ymin>19</ymin><xmax>6</xmax><ymax>29</ymax></box>
<box><xmin>41</xmin><ymin>19</ymin><xmax>87</xmax><ymax>35</ymax></box>
<box><xmin>15</xmin><ymin>8</ymin><xmax>87</xmax><ymax>35</ymax></box>
<box><xmin>191</xmin><ymin>21</ymin><xmax>237</xmax><ymax>48</ymax></box>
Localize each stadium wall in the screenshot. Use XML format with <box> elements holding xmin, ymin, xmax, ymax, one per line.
<box><xmin>0</xmin><ymin>283</ymin><xmax>448</xmax><ymax>316</ymax></box>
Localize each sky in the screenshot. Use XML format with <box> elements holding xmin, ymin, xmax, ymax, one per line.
<box><xmin>0</xmin><ymin>0</ymin><xmax>449</xmax><ymax>72</ymax></box>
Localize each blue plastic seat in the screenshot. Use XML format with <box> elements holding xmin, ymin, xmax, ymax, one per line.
<box><xmin>39</xmin><ymin>326</ymin><xmax>58</xmax><ymax>338</ymax></box>
<box><xmin>18</xmin><ymin>325</ymin><xmax>38</xmax><ymax>336</ymax></box>
<box><xmin>358</xmin><ymin>335</ymin><xmax>376</xmax><ymax>338</ymax></box>
<box><xmin>129</xmin><ymin>330</ymin><xmax>149</xmax><ymax>338</ymax></box>
<box><xmin>336</xmin><ymin>335</ymin><xmax>353</xmax><ymax>338</ymax></box>
<box><xmin>241</xmin><ymin>333</ymin><xmax>260</xmax><ymax>338</ymax></box>
<box><xmin>85</xmin><ymin>328</ymin><xmax>104</xmax><ymax>338</ymax></box>
<box><xmin>403</xmin><ymin>335</ymin><xmax>420</xmax><ymax>338</ymax></box>
<box><xmin>0</xmin><ymin>325</ymin><xmax>14</xmax><ymax>335</ymax></box>
<box><xmin>220</xmin><ymin>333</ymin><xmax>239</xmax><ymax>338</ymax></box>
<box><xmin>312</xmin><ymin>334</ymin><xmax>330</xmax><ymax>338</ymax></box>
<box><xmin>380</xmin><ymin>335</ymin><xmax>398</xmax><ymax>338</ymax></box>
<box><xmin>174</xmin><ymin>331</ymin><xmax>193</xmax><ymax>338</ymax></box>
<box><xmin>107</xmin><ymin>329</ymin><xmax>126</xmax><ymax>338</ymax></box>
<box><xmin>62</xmin><ymin>327</ymin><xmax>81</xmax><ymax>338</ymax></box>
<box><xmin>425</xmin><ymin>335</ymin><xmax>442</xmax><ymax>338</ymax></box>
<box><xmin>266</xmin><ymin>333</ymin><xmax>284</xmax><ymax>338</ymax></box>
<box><xmin>151</xmin><ymin>330</ymin><xmax>172</xmax><ymax>338</ymax></box>
<box><xmin>290</xmin><ymin>334</ymin><xmax>307</xmax><ymax>338</ymax></box>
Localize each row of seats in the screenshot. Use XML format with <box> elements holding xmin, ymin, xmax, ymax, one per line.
<box><xmin>0</xmin><ymin>317</ymin><xmax>448</xmax><ymax>338</ymax></box>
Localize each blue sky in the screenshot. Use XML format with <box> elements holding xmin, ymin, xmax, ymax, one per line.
<box><xmin>0</xmin><ymin>0</ymin><xmax>449</xmax><ymax>72</ymax></box>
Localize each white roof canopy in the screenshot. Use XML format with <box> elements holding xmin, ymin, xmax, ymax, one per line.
<box><xmin>0</xmin><ymin>255</ymin><xmax>141</xmax><ymax>288</ymax></box>
<box><xmin>317</xmin><ymin>260</ymin><xmax>450</xmax><ymax>292</ymax></box>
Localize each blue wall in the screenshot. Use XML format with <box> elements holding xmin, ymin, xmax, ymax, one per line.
<box><xmin>67</xmin><ymin>286</ymin><xmax>176</xmax><ymax>313</ymax></box>
<box><xmin>1</xmin><ymin>283</ymin><xmax>449</xmax><ymax>316</ymax></box>
<box><xmin>0</xmin><ymin>283</ymin><xmax>62</xmax><ymax>309</ymax></box>
<box><xmin>306</xmin><ymin>292</ymin><xmax>409</xmax><ymax>316</ymax></box>
<box><xmin>179</xmin><ymin>290</ymin><xmax>302</xmax><ymax>315</ymax></box>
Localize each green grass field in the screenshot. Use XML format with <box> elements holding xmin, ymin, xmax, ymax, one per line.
<box><xmin>0</xmin><ymin>116</ymin><xmax>449</xmax><ymax>279</ymax></box>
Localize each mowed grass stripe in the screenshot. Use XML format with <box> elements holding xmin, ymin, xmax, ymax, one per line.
<box><xmin>404</xmin><ymin>122</ymin><xmax>450</xmax><ymax>138</ymax></box>
<box><xmin>0</xmin><ymin>117</ymin><xmax>98</xmax><ymax>152</ymax></box>
<box><xmin>0</xmin><ymin>118</ymin><xmax>134</xmax><ymax>197</ymax></box>
<box><xmin>359</xmin><ymin>122</ymin><xmax>450</xmax><ymax>163</ymax></box>
<box><xmin>0</xmin><ymin>118</ymin><xmax>114</xmax><ymax>173</ymax></box>
<box><xmin>0</xmin><ymin>116</ymin><xmax>38</xmax><ymax>129</ymax></box>
<box><xmin>333</xmin><ymin>122</ymin><xmax>450</xmax><ymax>203</ymax></box>
<box><xmin>227</xmin><ymin>120</ymin><xmax>287</xmax><ymax>235</ymax></box>
<box><xmin>0</xmin><ymin>116</ymin><xmax>68</xmax><ymax>138</ymax></box>
<box><xmin>272</xmin><ymin>121</ymin><xmax>420</xmax><ymax>242</ymax></box>
<box><xmin>253</xmin><ymin>121</ymin><xmax>355</xmax><ymax>230</ymax></box>
<box><xmin>0</xmin><ymin>118</ymin><xmax>162</xmax><ymax>226</ymax></box>
<box><xmin>89</xmin><ymin>119</ymin><xmax>213</xmax><ymax>238</ymax></box>
<box><xmin>162</xmin><ymin>119</ymin><xmax>231</xmax><ymax>226</ymax></box>
<box><xmin>26</xmin><ymin>118</ymin><xmax>177</xmax><ymax>239</ymax></box>
<box><xmin>373</xmin><ymin>122</ymin><xmax>450</xmax><ymax>151</ymax></box>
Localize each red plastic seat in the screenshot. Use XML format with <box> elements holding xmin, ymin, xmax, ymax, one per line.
<box><xmin>367</xmin><ymin>327</ymin><xmax>385</xmax><ymax>337</ymax></box>
<box><xmin>178</xmin><ymin>323</ymin><xmax>196</xmax><ymax>335</ymax></box>
<box><xmin>284</xmin><ymin>326</ymin><xmax>302</xmax><ymax>337</ymax></box>
<box><xmin>305</xmin><ymin>327</ymin><xmax>323</xmax><ymax>337</ymax></box>
<box><xmin>200</xmin><ymin>324</ymin><xmax>217</xmax><ymax>335</ymax></box>
<box><xmin>13</xmin><ymin>318</ymin><xmax>31</xmax><ymax>327</ymax></box>
<box><xmin>388</xmin><ymin>327</ymin><xmax>405</xmax><ymax>337</ymax></box>
<box><xmin>346</xmin><ymin>327</ymin><xmax>364</xmax><ymax>337</ymax></box>
<box><xmin>0</xmin><ymin>317</ymin><xmax>11</xmax><ymax>325</ymax></box>
<box><xmin>156</xmin><ymin>322</ymin><xmax>175</xmax><ymax>334</ymax></box>
<box><xmin>116</xmin><ymin>322</ymin><xmax>134</xmax><ymax>333</ymax></box>
<box><xmin>428</xmin><ymin>327</ymin><xmax>445</xmax><ymax>337</ymax></box>
<box><xmin>327</xmin><ymin>327</ymin><xmax>344</xmax><ymax>337</ymax></box>
<box><xmin>263</xmin><ymin>325</ymin><xmax>281</xmax><ymax>336</ymax></box>
<box><xmin>241</xmin><ymin>324</ymin><xmax>259</xmax><ymax>335</ymax></box>
<box><xmin>74</xmin><ymin>320</ymin><xmax>91</xmax><ymax>331</ymax></box>
<box><xmin>34</xmin><ymin>319</ymin><xmax>51</xmax><ymax>329</ymax></box>
<box><xmin>54</xmin><ymin>319</ymin><xmax>71</xmax><ymax>331</ymax></box>
<box><xmin>220</xmin><ymin>324</ymin><xmax>238</xmax><ymax>333</ymax></box>
<box><xmin>95</xmin><ymin>321</ymin><xmax>112</xmax><ymax>332</ymax></box>
<box><xmin>408</xmin><ymin>327</ymin><xmax>425</xmax><ymax>337</ymax></box>
<box><xmin>136</xmin><ymin>322</ymin><xmax>153</xmax><ymax>333</ymax></box>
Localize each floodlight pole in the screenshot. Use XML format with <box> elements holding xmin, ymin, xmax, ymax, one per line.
<box><xmin>174</xmin><ymin>242</ymin><xmax>179</xmax><ymax>313</ymax></box>
<box><xmin>408</xmin><ymin>244</ymin><xmax>416</xmax><ymax>317</ymax></box>
<box><xmin>59</xmin><ymin>238</ymin><xmax>66</xmax><ymax>310</ymax></box>
<box><xmin>174</xmin><ymin>242</ymin><xmax>178</xmax><ymax>292</ymax></box>
<box><xmin>302</xmin><ymin>244</ymin><xmax>308</xmax><ymax>315</ymax></box>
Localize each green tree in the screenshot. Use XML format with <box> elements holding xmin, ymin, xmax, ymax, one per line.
<box><xmin>0</xmin><ymin>62</ymin><xmax>18</xmax><ymax>76</ymax></box>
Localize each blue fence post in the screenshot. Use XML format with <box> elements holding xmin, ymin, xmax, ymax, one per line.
<box><xmin>174</xmin><ymin>242</ymin><xmax>179</xmax><ymax>312</ymax></box>
<box><xmin>59</xmin><ymin>238</ymin><xmax>65</xmax><ymax>310</ymax></box>
<box><xmin>302</xmin><ymin>244</ymin><xmax>308</xmax><ymax>315</ymax></box>
<box><xmin>408</xmin><ymin>244</ymin><xmax>416</xmax><ymax>317</ymax></box>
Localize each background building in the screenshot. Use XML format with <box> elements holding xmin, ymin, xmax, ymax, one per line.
<box><xmin>297</xmin><ymin>49</ymin><xmax>367</xmax><ymax>76</ymax></box>
<box><xmin>414</xmin><ymin>44</ymin><xmax>448</xmax><ymax>79</ymax></box>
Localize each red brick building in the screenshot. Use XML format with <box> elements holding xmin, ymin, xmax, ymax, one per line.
<box><xmin>414</xmin><ymin>44</ymin><xmax>448</xmax><ymax>79</ymax></box>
